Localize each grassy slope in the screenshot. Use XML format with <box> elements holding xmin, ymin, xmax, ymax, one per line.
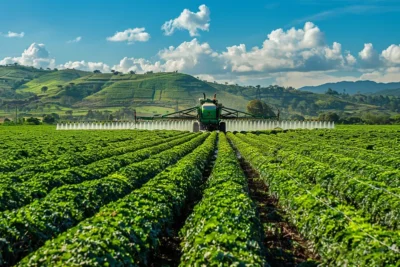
<box><xmin>78</xmin><ymin>72</ymin><xmax>246</xmax><ymax>109</ymax></box>
<box><xmin>17</xmin><ymin>69</ymin><xmax>90</xmax><ymax>95</ymax></box>
<box><xmin>0</xmin><ymin>66</ymin><xmax>48</xmax><ymax>95</ymax></box>
<box><xmin>0</xmin><ymin>65</ymin><xmax>47</xmax><ymax>82</ymax></box>
<box><xmin>82</xmin><ymin>72</ymin><xmax>214</xmax><ymax>104</ymax></box>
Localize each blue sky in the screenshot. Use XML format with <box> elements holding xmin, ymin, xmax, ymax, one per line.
<box><xmin>0</xmin><ymin>0</ymin><xmax>399</xmax><ymax>87</ymax></box>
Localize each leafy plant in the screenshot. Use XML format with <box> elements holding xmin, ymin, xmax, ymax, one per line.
<box><xmin>180</xmin><ymin>133</ymin><xmax>266</xmax><ymax>266</ymax></box>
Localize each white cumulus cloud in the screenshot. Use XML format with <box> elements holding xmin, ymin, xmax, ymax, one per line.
<box><xmin>113</xmin><ymin>39</ymin><xmax>220</xmax><ymax>74</ymax></box>
<box><xmin>360</xmin><ymin>67</ymin><xmax>400</xmax><ymax>83</ymax></box>
<box><xmin>113</xmin><ymin>57</ymin><xmax>164</xmax><ymax>73</ymax></box>
<box><xmin>358</xmin><ymin>43</ymin><xmax>380</xmax><ymax>68</ymax></box>
<box><xmin>0</xmin><ymin>43</ymin><xmax>55</xmax><ymax>68</ymax></box>
<box><xmin>67</xmin><ymin>36</ymin><xmax>82</xmax><ymax>43</ymax></box>
<box><xmin>221</xmin><ymin>22</ymin><xmax>347</xmax><ymax>73</ymax></box>
<box><xmin>162</xmin><ymin>4</ymin><xmax>210</xmax><ymax>37</ymax></box>
<box><xmin>159</xmin><ymin>39</ymin><xmax>220</xmax><ymax>73</ymax></box>
<box><xmin>345</xmin><ymin>52</ymin><xmax>357</xmax><ymax>65</ymax></box>
<box><xmin>60</xmin><ymin>60</ymin><xmax>111</xmax><ymax>72</ymax></box>
<box><xmin>381</xmin><ymin>44</ymin><xmax>400</xmax><ymax>65</ymax></box>
<box><xmin>107</xmin><ymin>28</ymin><xmax>150</xmax><ymax>44</ymax></box>
<box><xmin>1</xmin><ymin>31</ymin><xmax>25</xmax><ymax>38</ymax></box>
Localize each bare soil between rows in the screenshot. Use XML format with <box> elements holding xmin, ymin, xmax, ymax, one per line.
<box><xmin>149</xmin><ymin>148</ymin><xmax>218</xmax><ymax>267</ymax></box>
<box><xmin>150</xmin><ymin>138</ymin><xmax>319</xmax><ymax>266</ymax></box>
<box><xmin>237</xmin><ymin>154</ymin><xmax>320</xmax><ymax>266</ymax></box>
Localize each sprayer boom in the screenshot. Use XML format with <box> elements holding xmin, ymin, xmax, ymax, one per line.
<box><xmin>57</xmin><ymin>93</ymin><xmax>335</xmax><ymax>132</ymax></box>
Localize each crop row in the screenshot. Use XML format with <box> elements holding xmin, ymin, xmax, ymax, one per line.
<box><xmin>0</xmin><ymin>132</ymin><xmax>195</xmax><ymax>212</ymax></box>
<box><xmin>17</xmin><ymin>132</ymin><xmax>216</xmax><ymax>266</ymax></box>
<box><xmin>0</xmin><ymin>131</ymin><xmax>184</xmax><ymax>183</ymax></box>
<box><xmin>263</xmin><ymin>131</ymin><xmax>400</xmax><ymax>169</ymax></box>
<box><xmin>280</xmin><ymin>128</ymin><xmax>400</xmax><ymax>155</ymax></box>
<box><xmin>239</xmin><ymin>133</ymin><xmax>400</xmax><ymax>229</ymax></box>
<box><xmin>180</xmin><ymin>133</ymin><xmax>266</xmax><ymax>266</ymax></box>
<box><xmin>0</xmin><ymin>131</ymin><xmax>183</xmax><ymax>186</ymax></box>
<box><xmin>0</xmin><ymin>130</ymin><xmax>181</xmax><ymax>174</ymax></box>
<box><xmin>228</xmin><ymin>133</ymin><xmax>400</xmax><ymax>266</ymax></box>
<box><xmin>256</xmin><ymin>133</ymin><xmax>400</xmax><ymax>188</ymax></box>
<box><xmin>0</xmin><ymin>128</ymin><xmax>143</xmax><ymax>162</ymax></box>
<box><xmin>0</xmin><ymin>132</ymin><xmax>208</xmax><ymax>266</ymax></box>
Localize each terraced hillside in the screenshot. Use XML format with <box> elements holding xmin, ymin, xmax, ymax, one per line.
<box><xmin>78</xmin><ymin>72</ymin><xmax>222</xmax><ymax>108</ymax></box>
<box><xmin>6</xmin><ymin>66</ymin><xmax>247</xmax><ymax>110</ymax></box>
<box><xmin>0</xmin><ymin>66</ymin><xmax>48</xmax><ymax>99</ymax></box>
<box><xmin>17</xmin><ymin>69</ymin><xmax>90</xmax><ymax>96</ymax></box>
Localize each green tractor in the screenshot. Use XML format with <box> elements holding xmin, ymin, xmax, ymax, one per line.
<box><xmin>193</xmin><ymin>93</ymin><xmax>226</xmax><ymax>132</ymax></box>
<box><xmin>135</xmin><ymin>93</ymin><xmax>277</xmax><ymax>132</ymax></box>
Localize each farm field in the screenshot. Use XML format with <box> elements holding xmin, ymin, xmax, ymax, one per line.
<box><xmin>0</xmin><ymin>125</ymin><xmax>399</xmax><ymax>266</ymax></box>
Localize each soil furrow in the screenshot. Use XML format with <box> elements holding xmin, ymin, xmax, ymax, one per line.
<box><xmin>237</xmin><ymin>151</ymin><xmax>320</xmax><ymax>266</ymax></box>
<box><xmin>149</xmin><ymin>143</ymin><xmax>218</xmax><ymax>266</ymax></box>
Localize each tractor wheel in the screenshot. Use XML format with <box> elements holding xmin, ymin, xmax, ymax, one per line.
<box><xmin>192</xmin><ymin>121</ymin><xmax>200</xmax><ymax>132</ymax></box>
<box><xmin>219</xmin><ymin>122</ymin><xmax>226</xmax><ymax>133</ymax></box>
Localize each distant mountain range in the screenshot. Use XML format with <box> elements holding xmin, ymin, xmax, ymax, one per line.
<box><xmin>299</xmin><ymin>81</ymin><xmax>400</xmax><ymax>95</ymax></box>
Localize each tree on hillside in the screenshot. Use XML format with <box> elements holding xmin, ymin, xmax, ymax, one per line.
<box><xmin>246</xmin><ymin>99</ymin><xmax>276</xmax><ymax>118</ymax></box>
<box><xmin>129</xmin><ymin>70</ymin><xmax>136</xmax><ymax>74</ymax></box>
<box><xmin>41</xmin><ymin>86</ymin><xmax>48</xmax><ymax>94</ymax></box>
<box><xmin>26</xmin><ymin>117</ymin><xmax>40</xmax><ymax>125</ymax></box>
<box><xmin>43</xmin><ymin>114</ymin><xmax>58</xmax><ymax>124</ymax></box>
<box><xmin>57</xmin><ymin>85</ymin><xmax>63</xmax><ymax>89</ymax></box>
<box><xmin>326</xmin><ymin>88</ymin><xmax>339</xmax><ymax>95</ymax></box>
<box><xmin>93</xmin><ymin>70</ymin><xmax>101</xmax><ymax>73</ymax></box>
<box><xmin>65</xmin><ymin>110</ymin><xmax>73</xmax><ymax>120</ymax></box>
<box><xmin>86</xmin><ymin>110</ymin><xmax>95</xmax><ymax>119</ymax></box>
<box><xmin>362</xmin><ymin>112</ymin><xmax>390</xmax><ymax>124</ymax></box>
<box><xmin>319</xmin><ymin>112</ymin><xmax>340</xmax><ymax>122</ymax></box>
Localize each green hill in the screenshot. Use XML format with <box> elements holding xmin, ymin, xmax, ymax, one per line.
<box><xmin>0</xmin><ymin>65</ymin><xmax>48</xmax><ymax>99</ymax></box>
<box><xmin>17</xmin><ymin>69</ymin><xmax>90</xmax><ymax>96</ymax></box>
<box><xmin>0</xmin><ymin>65</ymin><xmax>399</xmax><ymax>120</ymax></box>
<box><xmin>80</xmin><ymin>72</ymin><xmax>218</xmax><ymax>107</ymax></box>
<box><xmin>39</xmin><ymin>71</ymin><xmax>248</xmax><ymax>111</ymax></box>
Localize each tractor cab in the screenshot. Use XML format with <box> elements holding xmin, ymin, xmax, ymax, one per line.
<box><xmin>201</xmin><ymin>103</ymin><xmax>217</xmax><ymax>121</ymax></box>
<box><xmin>193</xmin><ymin>94</ymin><xmax>226</xmax><ymax>132</ymax></box>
